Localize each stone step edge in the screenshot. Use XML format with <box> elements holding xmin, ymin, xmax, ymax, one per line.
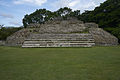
<box><xmin>25</xmin><ymin>39</ymin><xmax>95</xmax><ymax>41</ymax></box>
<box><xmin>22</xmin><ymin>45</ymin><xmax>93</xmax><ymax>48</ymax></box>
<box><xmin>24</xmin><ymin>41</ymin><xmax>95</xmax><ymax>44</ymax></box>
<box><xmin>23</xmin><ymin>43</ymin><xmax>95</xmax><ymax>45</ymax></box>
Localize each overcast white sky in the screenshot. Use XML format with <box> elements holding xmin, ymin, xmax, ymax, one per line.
<box><xmin>0</xmin><ymin>0</ymin><xmax>106</xmax><ymax>27</ymax></box>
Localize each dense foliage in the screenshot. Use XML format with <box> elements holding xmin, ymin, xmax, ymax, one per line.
<box><xmin>23</xmin><ymin>7</ymin><xmax>80</xmax><ymax>28</ymax></box>
<box><xmin>80</xmin><ymin>0</ymin><xmax>120</xmax><ymax>28</ymax></box>
<box><xmin>23</xmin><ymin>9</ymin><xmax>55</xmax><ymax>28</ymax></box>
<box><xmin>79</xmin><ymin>0</ymin><xmax>120</xmax><ymax>42</ymax></box>
<box><xmin>104</xmin><ymin>27</ymin><xmax>120</xmax><ymax>42</ymax></box>
<box><xmin>0</xmin><ymin>26</ymin><xmax>22</xmax><ymax>40</ymax></box>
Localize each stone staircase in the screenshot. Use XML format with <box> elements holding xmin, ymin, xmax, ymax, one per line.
<box><xmin>22</xmin><ymin>33</ymin><xmax>95</xmax><ymax>47</ymax></box>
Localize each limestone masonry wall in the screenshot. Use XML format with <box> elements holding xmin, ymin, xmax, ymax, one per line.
<box><xmin>22</xmin><ymin>33</ymin><xmax>95</xmax><ymax>47</ymax></box>
<box><xmin>89</xmin><ymin>28</ymin><xmax>118</xmax><ymax>46</ymax></box>
<box><xmin>28</xmin><ymin>20</ymin><xmax>87</xmax><ymax>33</ymax></box>
<box><xmin>0</xmin><ymin>41</ymin><xmax>5</xmax><ymax>46</ymax></box>
<box><xmin>6</xmin><ymin>29</ymin><xmax>31</xmax><ymax>46</ymax></box>
<box><xmin>5</xmin><ymin>19</ymin><xmax>119</xmax><ymax>47</ymax></box>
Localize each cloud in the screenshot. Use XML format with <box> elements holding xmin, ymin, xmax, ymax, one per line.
<box><xmin>0</xmin><ymin>13</ymin><xmax>14</xmax><ymax>19</ymax></box>
<box><xmin>69</xmin><ymin>0</ymin><xmax>80</xmax><ymax>7</ymax></box>
<box><xmin>9</xmin><ymin>21</ymin><xmax>21</xmax><ymax>26</ymax></box>
<box><xmin>13</xmin><ymin>0</ymin><xmax>47</xmax><ymax>6</ymax></box>
<box><xmin>52</xmin><ymin>0</ymin><xmax>70</xmax><ymax>9</ymax></box>
<box><xmin>70</xmin><ymin>0</ymin><xmax>98</xmax><ymax>11</ymax></box>
<box><xmin>51</xmin><ymin>0</ymin><xmax>106</xmax><ymax>12</ymax></box>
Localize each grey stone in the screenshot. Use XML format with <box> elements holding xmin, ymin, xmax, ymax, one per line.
<box><xmin>89</xmin><ymin>28</ymin><xmax>118</xmax><ymax>46</ymax></box>
<box><xmin>0</xmin><ymin>41</ymin><xmax>5</xmax><ymax>46</ymax></box>
<box><xmin>5</xmin><ymin>18</ymin><xmax>118</xmax><ymax>47</ymax></box>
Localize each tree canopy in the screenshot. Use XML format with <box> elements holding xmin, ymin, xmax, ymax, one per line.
<box><xmin>79</xmin><ymin>0</ymin><xmax>120</xmax><ymax>28</ymax></box>
<box><xmin>79</xmin><ymin>0</ymin><xmax>120</xmax><ymax>42</ymax></box>
<box><xmin>0</xmin><ymin>27</ymin><xmax>22</xmax><ymax>40</ymax></box>
<box><xmin>23</xmin><ymin>9</ymin><xmax>54</xmax><ymax>28</ymax></box>
<box><xmin>22</xmin><ymin>7</ymin><xmax>81</xmax><ymax>28</ymax></box>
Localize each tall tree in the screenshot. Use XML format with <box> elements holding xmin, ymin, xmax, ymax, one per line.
<box><xmin>0</xmin><ymin>24</ymin><xmax>4</xmax><ymax>29</ymax></box>
<box><xmin>22</xmin><ymin>9</ymin><xmax>54</xmax><ymax>27</ymax></box>
<box><xmin>56</xmin><ymin>7</ymin><xmax>72</xmax><ymax>17</ymax></box>
<box><xmin>70</xmin><ymin>10</ymin><xmax>80</xmax><ymax>17</ymax></box>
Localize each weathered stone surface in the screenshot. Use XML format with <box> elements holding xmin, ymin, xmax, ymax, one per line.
<box><xmin>85</xmin><ymin>23</ymin><xmax>98</xmax><ymax>28</ymax></box>
<box><xmin>5</xmin><ymin>18</ymin><xmax>118</xmax><ymax>47</ymax></box>
<box><xmin>0</xmin><ymin>41</ymin><xmax>5</xmax><ymax>46</ymax></box>
<box><xmin>22</xmin><ymin>33</ymin><xmax>95</xmax><ymax>47</ymax></box>
<box><xmin>89</xmin><ymin>28</ymin><xmax>118</xmax><ymax>46</ymax></box>
<box><xmin>6</xmin><ymin>29</ymin><xmax>31</xmax><ymax>46</ymax></box>
<box><xmin>28</xmin><ymin>20</ymin><xmax>86</xmax><ymax>33</ymax></box>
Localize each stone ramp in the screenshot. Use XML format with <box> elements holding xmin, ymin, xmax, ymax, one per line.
<box><xmin>6</xmin><ymin>29</ymin><xmax>31</xmax><ymax>46</ymax></box>
<box><xmin>22</xmin><ymin>33</ymin><xmax>95</xmax><ymax>47</ymax></box>
<box><xmin>89</xmin><ymin>28</ymin><xmax>118</xmax><ymax>46</ymax></box>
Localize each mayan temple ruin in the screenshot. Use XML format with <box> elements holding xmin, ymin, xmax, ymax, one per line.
<box><xmin>6</xmin><ymin>17</ymin><xmax>118</xmax><ymax>47</ymax></box>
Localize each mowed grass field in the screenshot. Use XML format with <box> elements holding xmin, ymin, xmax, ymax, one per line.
<box><xmin>0</xmin><ymin>46</ymin><xmax>120</xmax><ymax>80</ymax></box>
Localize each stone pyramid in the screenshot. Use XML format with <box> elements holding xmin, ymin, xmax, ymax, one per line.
<box><xmin>6</xmin><ymin>17</ymin><xmax>118</xmax><ymax>47</ymax></box>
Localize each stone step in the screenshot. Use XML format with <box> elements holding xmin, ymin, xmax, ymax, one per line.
<box><xmin>23</xmin><ymin>43</ymin><xmax>95</xmax><ymax>45</ymax></box>
<box><xmin>22</xmin><ymin>43</ymin><xmax>95</xmax><ymax>48</ymax></box>
<box><xmin>22</xmin><ymin>33</ymin><xmax>95</xmax><ymax>48</ymax></box>
<box><xmin>24</xmin><ymin>41</ymin><xmax>95</xmax><ymax>44</ymax></box>
<box><xmin>22</xmin><ymin>44</ymin><xmax>94</xmax><ymax>48</ymax></box>
<box><xmin>25</xmin><ymin>39</ymin><xmax>95</xmax><ymax>41</ymax></box>
<box><xmin>29</xmin><ymin>34</ymin><xmax>94</xmax><ymax>39</ymax></box>
<box><xmin>22</xmin><ymin>45</ymin><xmax>92</xmax><ymax>48</ymax></box>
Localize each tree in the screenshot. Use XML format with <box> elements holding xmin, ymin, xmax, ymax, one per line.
<box><xmin>22</xmin><ymin>9</ymin><xmax>54</xmax><ymax>27</ymax></box>
<box><xmin>0</xmin><ymin>27</ymin><xmax>22</xmax><ymax>40</ymax></box>
<box><xmin>0</xmin><ymin>24</ymin><xmax>4</xmax><ymax>29</ymax></box>
<box><xmin>22</xmin><ymin>7</ymin><xmax>74</xmax><ymax>27</ymax></box>
<box><xmin>79</xmin><ymin>0</ymin><xmax>120</xmax><ymax>42</ymax></box>
<box><xmin>56</xmin><ymin>7</ymin><xmax>72</xmax><ymax>17</ymax></box>
<box><xmin>70</xmin><ymin>10</ymin><xmax>80</xmax><ymax>17</ymax></box>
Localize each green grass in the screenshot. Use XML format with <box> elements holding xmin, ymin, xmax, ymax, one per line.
<box><xmin>0</xmin><ymin>46</ymin><xmax>120</xmax><ymax>80</ymax></box>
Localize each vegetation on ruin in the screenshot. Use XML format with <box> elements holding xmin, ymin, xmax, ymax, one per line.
<box><xmin>0</xmin><ymin>26</ymin><xmax>22</xmax><ymax>40</ymax></box>
<box><xmin>79</xmin><ymin>0</ymin><xmax>120</xmax><ymax>42</ymax></box>
<box><xmin>0</xmin><ymin>0</ymin><xmax>120</xmax><ymax>42</ymax></box>
<box><xmin>22</xmin><ymin>7</ymin><xmax>80</xmax><ymax>28</ymax></box>
<box><xmin>22</xmin><ymin>0</ymin><xmax>120</xmax><ymax>43</ymax></box>
<box><xmin>80</xmin><ymin>0</ymin><xmax>120</xmax><ymax>28</ymax></box>
<box><xmin>0</xmin><ymin>46</ymin><xmax>120</xmax><ymax>80</ymax></box>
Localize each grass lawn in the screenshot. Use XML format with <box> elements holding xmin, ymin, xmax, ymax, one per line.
<box><xmin>0</xmin><ymin>46</ymin><xmax>120</xmax><ymax>80</ymax></box>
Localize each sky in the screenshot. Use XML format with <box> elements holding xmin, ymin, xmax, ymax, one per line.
<box><xmin>0</xmin><ymin>0</ymin><xmax>106</xmax><ymax>27</ymax></box>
